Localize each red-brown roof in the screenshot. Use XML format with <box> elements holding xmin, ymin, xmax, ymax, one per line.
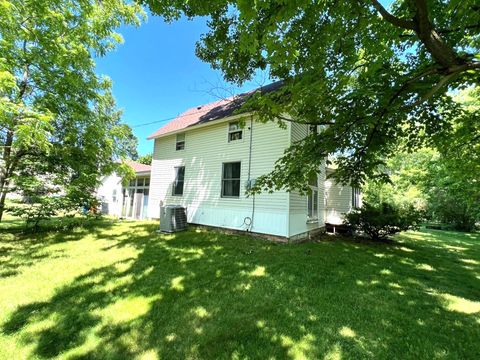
<box><xmin>147</xmin><ymin>81</ymin><xmax>283</xmax><ymax>139</ymax></box>
<box><xmin>125</xmin><ymin>160</ymin><xmax>151</xmax><ymax>173</ymax></box>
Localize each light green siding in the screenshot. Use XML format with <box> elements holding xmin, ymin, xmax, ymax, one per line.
<box><xmin>149</xmin><ymin>116</ymin><xmax>290</xmax><ymax>237</ymax></box>
<box><xmin>325</xmin><ymin>168</ymin><xmax>352</xmax><ymax>224</ymax></box>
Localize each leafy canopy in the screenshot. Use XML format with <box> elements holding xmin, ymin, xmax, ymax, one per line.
<box><xmin>0</xmin><ymin>0</ymin><xmax>145</xmax><ymax>220</ymax></box>
<box><xmin>362</xmin><ymin>86</ymin><xmax>479</xmax><ymax>231</ymax></box>
<box><xmin>137</xmin><ymin>153</ymin><xmax>153</xmax><ymax>166</ymax></box>
<box><xmin>143</xmin><ymin>0</ymin><xmax>480</xmax><ymax>191</ymax></box>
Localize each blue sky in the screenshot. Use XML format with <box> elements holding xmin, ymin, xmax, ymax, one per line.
<box><xmin>96</xmin><ymin>2</ymin><xmax>393</xmax><ymax>156</ymax></box>
<box><xmin>95</xmin><ymin>14</ymin><xmax>268</xmax><ymax>156</ymax></box>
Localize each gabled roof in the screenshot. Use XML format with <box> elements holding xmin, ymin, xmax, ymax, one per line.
<box><xmin>147</xmin><ymin>81</ymin><xmax>283</xmax><ymax>139</ymax></box>
<box><xmin>125</xmin><ymin>160</ymin><xmax>151</xmax><ymax>174</ymax></box>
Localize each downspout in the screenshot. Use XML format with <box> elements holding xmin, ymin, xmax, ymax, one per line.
<box><xmin>245</xmin><ymin>115</ymin><xmax>255</xmax><ymax>231</ymax></box>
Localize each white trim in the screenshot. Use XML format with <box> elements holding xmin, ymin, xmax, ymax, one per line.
<box><xmin>147</xmin><ymin>112</ymin><xmax>253</xmax><ymax>140</ymax></box>
<box><xmin>221</xmin><ymin>161</ymin><xmax>242</xmax><ymax>198</ymax></box>
<box><xmin>175</xmin><ymin>132</ymin><xmax>186</xmax><ymax>151</ymax></box>
<box><xmin>227</xmin><ymin>121</ymin><xmax>244</xmax><ymax>143</ymax></box>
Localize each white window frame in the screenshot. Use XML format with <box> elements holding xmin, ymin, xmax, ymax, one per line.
<box><xmin>172</xmin><ymin>166</ymin><xmax>185</xmax><ymax>196</ymax></box>
<box><xmin>352</xmin><ymin>187</ymin><xmax>361</xmax><ymax>208</ymax></box>
<box><xmin>221</xmin><ymin>162</ymin><xmax>241</xmax><ymax>198</ymax></box>
<box><xmin>307</xmin><ymin>174</ymin><xmax>319</xmax><ymax>222</ymax></box>
<box><xmin>176</xmin><ymin>133</ymin><xmax>185</xmax><ymax>151</ymax></box>
<box><xmin>227</xmin><ymin>121</ymin><xmax>243</xmax><ymax>142</ymax></box>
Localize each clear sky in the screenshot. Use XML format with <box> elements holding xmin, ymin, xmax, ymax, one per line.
<box><xmin>95</xmin><ymin>13</ymin><xmax>269</xmax><ymax>156</ymax></box>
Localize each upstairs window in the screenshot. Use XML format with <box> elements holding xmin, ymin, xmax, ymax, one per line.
<box><xmin>176</xmin><ymin>133</ymin><xmax>185</xmax><ymax>151</ymax></box>
<box><xmin>222</xmin><ymin>162</ymin><xmax>241</xmax><ymax>197</ymax></box>
<box><xmin>228</xmin><ymin>122</ymin><xmax>243</xmax><ymax>142</ymax></box>
<box><xmin>308</xmin><ymin>124</ymin><xmax>318</xmax><ymax>135</ymax></box>
<box><xmin>307</xmin><ymin>174</ymin><xmax>318</xmax><ymax>221</ymax></box>
<box><xmin>172</xmin><ymin>166</ymin><xmax>185</xmax><ymax>196</ymax></box>
<box><xmin>352</xmin><ymin>187</ymin><xmax>361</xmax><ymax>208</ymax></box>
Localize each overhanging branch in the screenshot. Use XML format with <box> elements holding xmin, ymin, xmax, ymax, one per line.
<box><xmin>369</xmin><ymin>0</ymin><xmax>415</xmax><ymax>30</ymax></box>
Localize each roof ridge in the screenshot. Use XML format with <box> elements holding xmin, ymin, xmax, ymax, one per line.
<box><xmin>147</xmin><ymin>80</ymin><xmax>283</xmax><ymax>140</ymax></box>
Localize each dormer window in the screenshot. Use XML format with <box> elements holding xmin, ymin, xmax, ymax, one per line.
<box><xmin>176</xmin><ymin>133</ymin><xmax>185</xmax><ymax>151</ymax></box>
<box><xmin>228</xmin><ymin>122</ymin><xmax>243</xmax><ymax>142</ymax></box>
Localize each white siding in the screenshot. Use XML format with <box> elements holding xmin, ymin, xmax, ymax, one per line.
<box><xmin>96</xmin><ymin>174</ymin><xmax>123</xmax><ymax>217</ymax></box>
<box><xmin>325</xmin><ymin>168</ymin><xmax>352</xmax><ymax>224</ymax></box>
<box><xmin>149</xmin><ymin>117</ymin><xmax>290</xmax><ymax>237</ymax></box>
<box><xmin>288</xmin><ymin>123</ymin><xmax>327</xmax><ymax>237</ymax></box>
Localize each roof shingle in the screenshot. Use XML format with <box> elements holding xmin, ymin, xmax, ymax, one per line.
<box><xmin>125</xmin><ymin>160</ymin><xmax>151</xmax><ymax>173</ymax></box>
<box><xmin>147</xmin><ymin>81</ymin><xmax>283</xmax><ymax>139</ymax></box>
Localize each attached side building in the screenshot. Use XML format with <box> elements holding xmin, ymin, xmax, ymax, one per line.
<box><xmin>96</xmin><ymin>160</ymin><xmax>151</xmax><ymax>220</ymax></box>
<box><xmin>147</xmin><ymin>83</ymin><xmax>360</xmax><ymax>241</ymax></box>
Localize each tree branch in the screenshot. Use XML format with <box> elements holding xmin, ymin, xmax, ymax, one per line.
<box><xmin>369</xmin><ymin>0</ymin><xmax>415</xmax><ymax>30</ymax></box>
<box><xmin>407</xmin><ymin>72</ymin><xmax>458</xmax><ymax>108</ymax></box>
<box><xmin>276</xmin><ymin>114</ymin><xmax>334</xmax><ymax>126</ymax></box>
<box><xmin>411</xmin><ymin>0</ymin><xmax>461</xmax><ymax>68</ymax></box>
<box><xmin>406</xmin><ymin>61</ymin><xmax>480</xmax><ymax>108</ymax></box>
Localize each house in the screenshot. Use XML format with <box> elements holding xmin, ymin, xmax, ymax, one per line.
<box><xmin>96</xmin><ymin>160</ymin><xmax>151</xmax><ymax>220</ymax></box>
<box><xmin>147</xmin><ymin>82</ymin><xmax>360</xmax><ymax>241</ymax></box>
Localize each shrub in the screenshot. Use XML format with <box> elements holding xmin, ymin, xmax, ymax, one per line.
<box><xmin>345</xmin><ymin>202</ymin><xmax>421</xmax><ymax>241</ymax></box>
<box><xmin>6</xmin><ymin>195</ymin><xmax>102</xmax><ymax>233</ymax></box>
<box><xmin>7</xmin><ymin>196</ymin><xmax>73</xmax><ymax>232</ymax></box>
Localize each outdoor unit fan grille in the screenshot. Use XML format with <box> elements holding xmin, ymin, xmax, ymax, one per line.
<box><xmin>160</xmin><ymin>205</ymin><xmax>187</xmax><ymax>232</ymax></box>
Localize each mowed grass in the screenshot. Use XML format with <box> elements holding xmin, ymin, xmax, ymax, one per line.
<box><xmin>0</xmin><ymin>219</ymin><xmax>479</xmax><ymax>359</ymax></box>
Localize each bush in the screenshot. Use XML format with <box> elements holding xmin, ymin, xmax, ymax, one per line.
<box><xmin>427</xmin><ymin>192</ymin><xmax>479</xmax><ymax>232</ymax></box>
<box><xmin>7</xmin><ymin>196</ymin><xmax>73</xmax><ymax>232</ymax></box>
<box><xmin>6</xmin><ymin>195</ymin><xmax>103</xmax><ymax>233</ymax></box>
<box><xmin>345</xmin><ymin>202</ymin><xmax>421</xmax><ymax>241</ymax></box>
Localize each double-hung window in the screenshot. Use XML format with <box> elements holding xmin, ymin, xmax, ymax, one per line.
<box><xmin>228</xmin><ymin>122</ymin><xmax>243</xmax><ymax>142</ymax></box>
<box><xmin>352</xmin><ymin>187</ymin><xmax>361</xmax><ymax>208</ymax></box>
<box><xmin>222</xmin><ymin>162</ymin><xmax>241</xmax><ymax>197</ymax></box>
<box><xmin>176</xmin><ymin>133</ymin><xmax>185</xmax><ymax>151</ymax></box>
<box><xmin>307</xmin><ymin>174</ymin><xmax>319</xmax><ymax>221</ymax></box>
<box><xmin>308</xmin><ymin>124</ymin><xmax>318</xmax><ymax>135</ymax></box>
<box><xmin>172</xmin><ymin>166</ymin><xmax>185</xmax><ymax>196</ymax></box>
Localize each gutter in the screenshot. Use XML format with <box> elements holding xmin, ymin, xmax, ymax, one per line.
<box><xmin>245</xmin><ymin>115</ymin><xmax>255</xmax><ymax>232</ymax></box>
<box><xmin>147</xmin><ymin>112</ymin><xmax>254</xmax><ymax>140</ymax></box>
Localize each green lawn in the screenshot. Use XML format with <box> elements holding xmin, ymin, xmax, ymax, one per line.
<box><xmin>0</xmin><ymin>220</ymin><xmax>479</xmax><ymax>359</ymax></box>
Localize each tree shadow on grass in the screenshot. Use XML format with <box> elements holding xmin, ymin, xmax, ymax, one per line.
<box><xmin>2</xmin><ymin>225</ymin><xmax>480</xmax><ymax>359</ymax></box>
<box><xmin>0</xmin><ymin>218</ymin><xmax>116</xmax><ymax>279</ymax></box>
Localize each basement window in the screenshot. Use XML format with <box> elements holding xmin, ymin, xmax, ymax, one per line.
<box><xmin>222</xmin><ymin>162</ymin><xmax>241</xmax><ymax>197</ymax></box>
<box><xmin>176</xmin><ymin>133</ymin><xmax>185</xmax><ymax>151</ymax></box>
<box><xmin>228</xmin><ymin>122</ymin><xmax>243</xmax><ymax>142</ymax></box>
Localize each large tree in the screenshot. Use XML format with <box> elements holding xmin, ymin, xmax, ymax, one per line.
<box><xmin>0</xmin><ymin>0</ymin><xmax>144</xmax><ymax>220</ymax></box>
<box><xmin>362</xmin><ymin>86</ymin><xmax>479</xmax><ymax>230</ymax></box>
<box><xmin>143</xmin><ymin>0</ymin><xmax>480</xmax><ymax>192</ymax></box>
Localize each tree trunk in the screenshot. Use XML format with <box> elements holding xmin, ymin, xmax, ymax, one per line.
<box><xmin>0</xmin><ymin>184</ymin><xmax>8</xmax><ymax>222</ymax></box>
<box><xmin>411</xmin><ymin>0</ymin><xmax>463</xmax><ymax>69</ymax></box>
<box><xmin>0</xmin><ymin>130</ymin><xmax>14</xmax><ymax>222</ymax></box>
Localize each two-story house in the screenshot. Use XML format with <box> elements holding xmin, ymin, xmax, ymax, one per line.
<box><xmin>147</xmin><ymin>83</ymin><xmax>359</xmax><ymax>241</ymax></box>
